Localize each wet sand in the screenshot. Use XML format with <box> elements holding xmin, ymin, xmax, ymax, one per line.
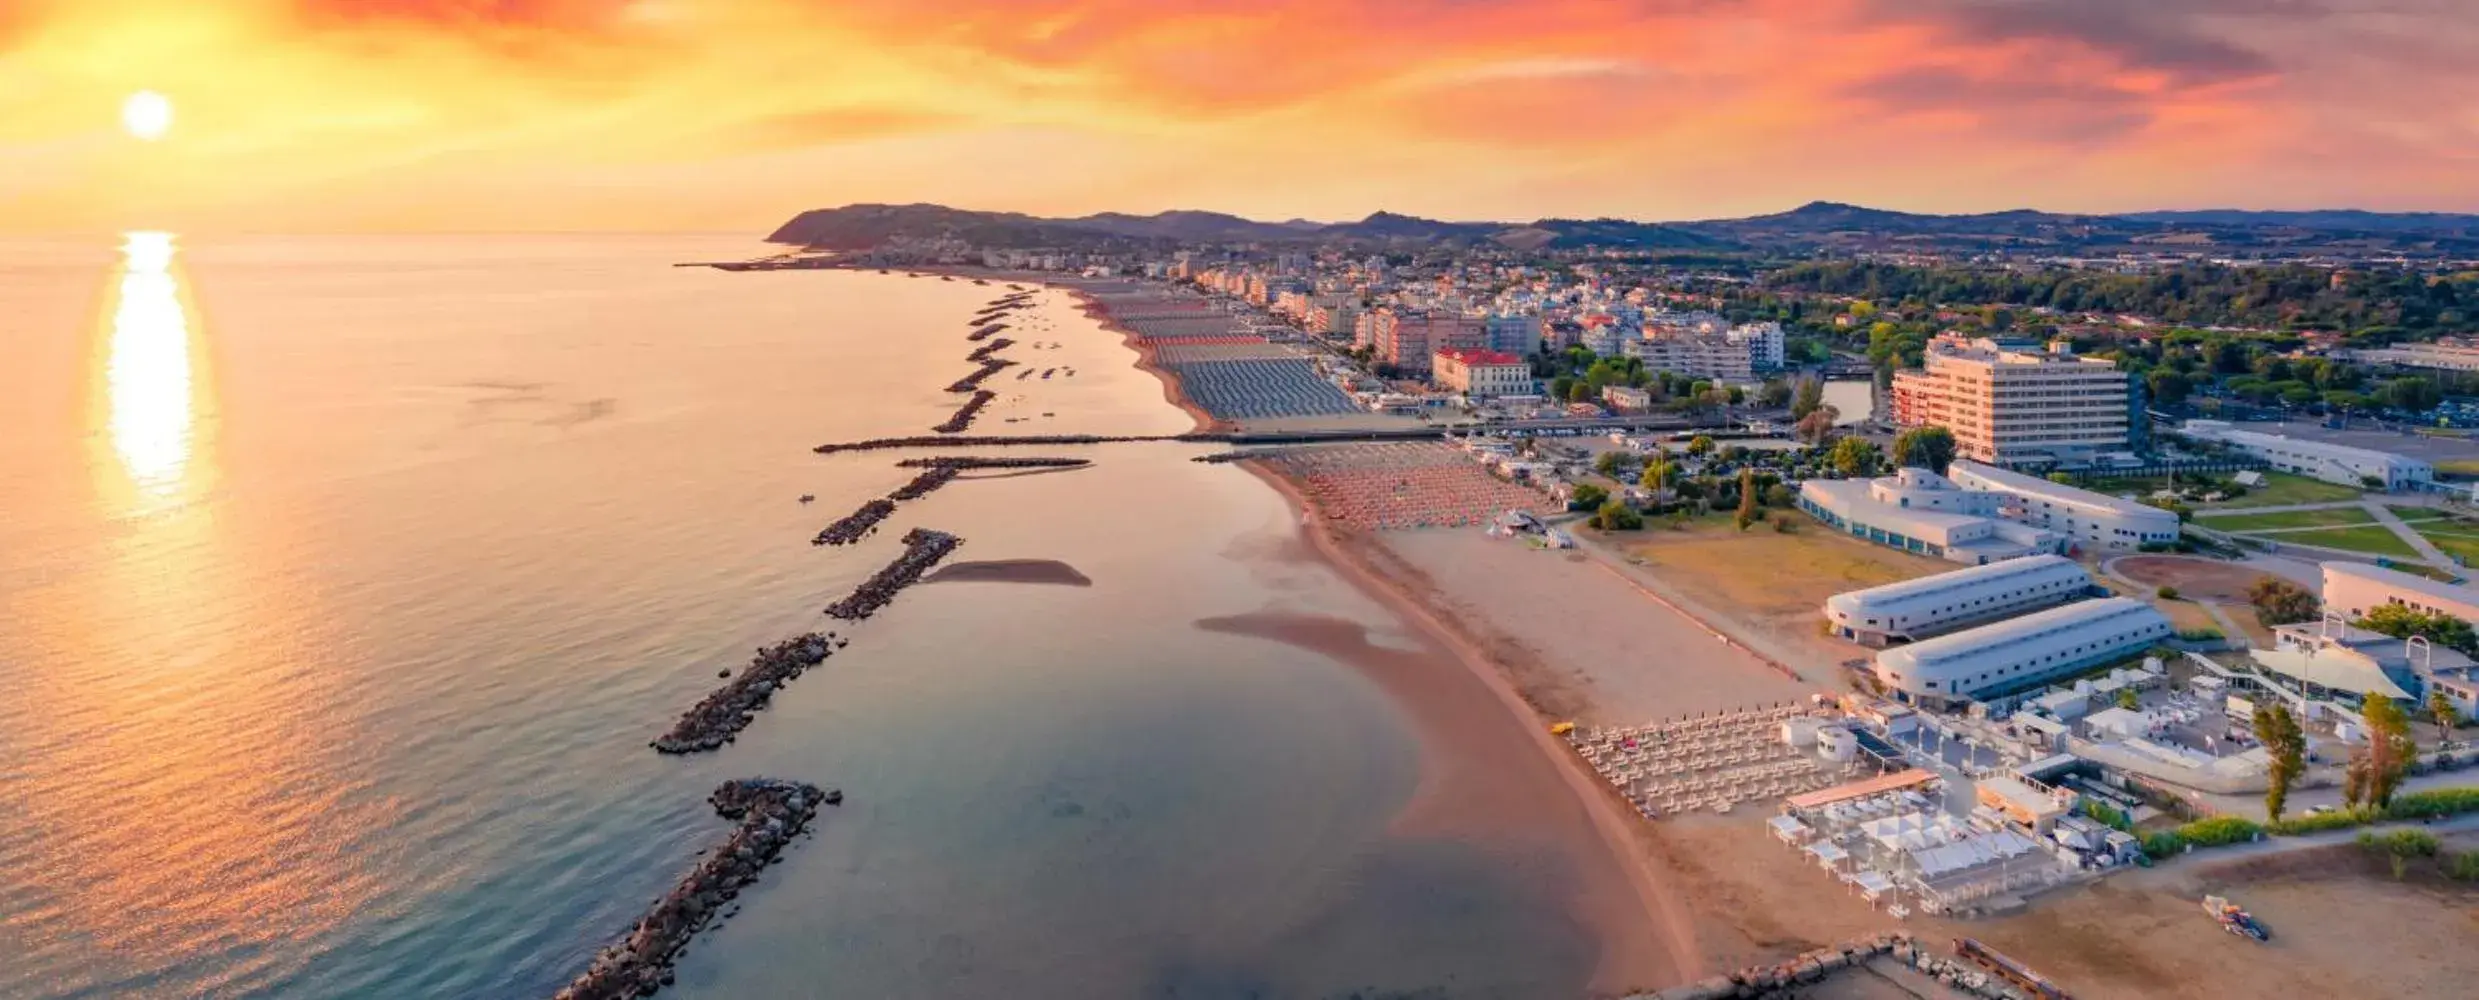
<box><xmin>920</xmin><ymin>559</ymin><xmax>1093</xmax><ymax>587</ymax></box>
<box><xmin>1223</xmin><ymin>462</ymin><xmax>1704</xmax><ymax>994</ymax></box>
<box><xmin>1063</xmin><ymin>289</ymin><xmax>1223</xmax><ymax>434</ymax></box>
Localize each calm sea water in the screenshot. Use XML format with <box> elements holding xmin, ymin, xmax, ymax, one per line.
<box><xmin>0</xmin><ymin>236</ymin><xmax>1600</xmax><ymax>999</ymax></box>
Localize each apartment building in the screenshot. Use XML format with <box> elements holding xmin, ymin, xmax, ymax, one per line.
<box><xmin>1617</xmin><ymin>316</ymin><xmax>1785</xmax><ymax>381</ymax></box>
<box><xmin>1483</xmin><ymin>314</ymin><xmax>1543</xmax><ymax>357</ymax></box>
<box><xmin>1889</xmin><ymin>335</ymin><xmax>2134</xmax><ymax>467</ymax></box>
<box><xmin>1432</xmin><ymin>348</ymin><xmax>1534</xmax><ymax>397</ymax></box>
<box><xmin>1359</xmin><ymin>308</ymin><xmax>1484</xmax><ymax>373</ymax></box>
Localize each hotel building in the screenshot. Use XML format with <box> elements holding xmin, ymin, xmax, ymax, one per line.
<box><xmin>1889</xmin><ymin>335</ymin><xmax>2134</xmax><ymax>467</ymax></box>
<box><xmin>1432</xmin><ymin>348</ymin><xmax>1534</xmax><ymax>397</ymax></box>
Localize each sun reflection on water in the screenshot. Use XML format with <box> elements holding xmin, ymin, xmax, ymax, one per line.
<box><xmin>100</xmin><ymin>230</ymin><xmax>214</xmax><ymax>510</ymax></box>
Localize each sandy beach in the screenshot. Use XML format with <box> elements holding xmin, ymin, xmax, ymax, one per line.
<box><xmin>1063</xmin><ymin>287</ymin><xmax>1226</xmax><ymax>434</ymax></box>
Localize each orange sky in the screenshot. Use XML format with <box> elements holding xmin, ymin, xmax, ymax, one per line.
<box><xmin>4</xmin><ymin>0</ymin><xmax>2473</xmax><ymax>232</ymax></box>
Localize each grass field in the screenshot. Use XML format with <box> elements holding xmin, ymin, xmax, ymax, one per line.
<box><xmin>2154</xmin><ymin>599</ymin><xmax>2225</xmax><ymax>639</ymax></box>
<box><xmin>2195</xmin><ymin>507</ymin><xmax>2375</xmax><ymax>532</ymax></box>
<box><xmin>2080</xmin><ymin>471</ymin><xmax>2362</xmax><ymax>510</ymax></box>
<box><xmin>1619</xmin><ymin>513</ymin><xmax>1946</xmax><ymax>622</ymax></box>
<box><xmin>2434</xmin><ymin>458</ymin><xmax>2479</xmax><ymax>476</ymax></box>
<box><xmin>2387</xmin><ymin>506</ymin><xmax>2449</xmax><ymax>522</ymax></box>
<box><xmin>2409</xmin><ymin>521</ymin><xmax>2479</xmax><ymax>567</ymax></box>
<box><xmin>2262</xmin><ymin>523</ymin><xmax>2422</xmax><ymax>558</ymax></box>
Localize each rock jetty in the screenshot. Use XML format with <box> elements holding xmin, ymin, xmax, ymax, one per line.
<box><xmin>946</xmin><ymin>360</ymin><xmax>1014</xmax><ymax>393</ymax></box>
<box><xmin>1633</xmin><ymin>932</ymin><xmax>2044</xmax><ymax>1000</ymax></box>
<box><xmin>651</xmin><ymin>635</ymin><xmax>845</xmax><ymax>752</ymax></box>
<box><xmin>811</xmin><ymin>499</ymin><xmax>896</xmax><ymax>547</ymax></box>
<box><xmin>932</xmin><ymin>390</ymin><xmax>997</xmax><ymax>434</ymax></box>
<box><xmin>888</xmin><ymin>466</ymin><xmax>961</xmax><ymax>500</ymax></box>
<box><xmin>966</xmin><ymin>323</ymin><xmax>1009</xmax><ymax>342</ymax></box>
<box><xmin>824</xmin><ymin>528</ymin><xmax>961</xmax><ymax>621</ymax></box>
<box><xmin>552</xmin><ymin>779</ymin><xmax>837</xmax><ymax>998</ymax></box>
<box><xmin>816</xmin><ymin>433</ymin><xmax>1191</xmax><ymax>454</ymax></box>
<box><xmin>894</xmin><ymin>456</ymin><xmax>1093</xmax><ymax>470</ymax></box>
<box><xmin>964</xmin><ymin>338</ymin><xmax>1015</xmax><ymax>363</ymax></box>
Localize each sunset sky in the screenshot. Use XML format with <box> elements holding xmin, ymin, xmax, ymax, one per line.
<box><xmin>4</xmin><ymin>0</ymin><xmax>2473</xmax><ymax>232</ymax></box>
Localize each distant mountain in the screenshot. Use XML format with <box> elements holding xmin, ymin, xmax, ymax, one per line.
<box><xmin>767</xmin><ymin>201</ymin><xmax>2479</xmax><ymax>256</ymax></box>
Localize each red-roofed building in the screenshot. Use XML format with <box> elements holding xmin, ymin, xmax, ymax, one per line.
<box><xmin>1432</xmin><ymin>347</ymin><xmax>1533</xmax><ymax>397</ymax></box>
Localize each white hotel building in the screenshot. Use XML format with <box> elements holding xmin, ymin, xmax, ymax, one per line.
<box><xmin>1824</xmin><ymin>555</ymin><xmax>2097</xmax><ymax>647</ymax></box>
<box><xmin>1872</xmin><ymin>598</ymin><xmax>2175</xmax><ymax>707</ymax></box>
<box><xmin>2178</xmin><ymin>420</ymin><xmax>2434</xmax><ymax>491</ymax></box>
<box><xmin>1889</xmin><ymin>335</ymin><xmax>2134</xmax><ymax>467</ymax></box>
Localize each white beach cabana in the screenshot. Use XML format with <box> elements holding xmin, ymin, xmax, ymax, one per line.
<box><xmin>1769</xmin><ymin>814</ymin><xmax>1811</xmax><ymax>844</ymax></box>
<box><xmin>1805</xmin><ymin>841</ymin><xmax>1851</xmax><ymax>871</ymax></box>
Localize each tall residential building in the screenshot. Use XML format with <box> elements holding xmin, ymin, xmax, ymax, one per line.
<box><xmin>1889</xmin><ymin>335</ymin><xmax>2134</xmax><ymax>467</ymax></box>
<box><xmin>1365</xmin><ymin>308</ymin><xmax>1482</xmax><ymax>374</ymax></box>
<box><xmin>1615</xmin><ymin>315</ymin><xmax>1784</xmax><ymax>381</ymax></box>
<box><xmin>1482</xmin><ymin>315</ymin><xmax>1543</xmax><ymax>357</ymax></box>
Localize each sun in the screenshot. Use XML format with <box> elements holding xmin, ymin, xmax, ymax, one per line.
<box><xmin>123</xmin><ymin>91</ymin><xmax>173</xmax><ymax>141</ymax></box>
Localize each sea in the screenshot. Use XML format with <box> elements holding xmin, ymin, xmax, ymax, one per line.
<box><xmin>0</xmin><ymin>235</ymin><xmax>1612</xmax><ymax>999</ymax></box>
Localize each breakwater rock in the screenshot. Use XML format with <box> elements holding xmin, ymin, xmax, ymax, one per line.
<box><xmin>888</xmin><ymin>466</ymin><xmax>961</xmax><ymax>500</ymax></box>
<box><xmin>811</xmin><ymin>499</ymin><xmax>896</xmax><ymax>546</ymax></box>
<box><xmin>552</xmin><ymin>779</ymin><xmax>836</xmax><ymax>999</ymax></box>
<box><xmin>965</xmin><ymin>338</ymin><xmax>1015</xmax><ymax>363</ymax></box>
<box><xmin>651</xmin><ymin>636</ymin><xmax>845</xmax><ymax>753</ymax></box>
<box><xmin>966</xmin><ymin>323</ymin><xmax>1009</xmax><ymax>342</ymax></box>
<box><xmin>824</xmin><ymin>528</ymin><xmax>961</xmax><ymax>621</ymax></box>
<box><xmin>1632</xmin><ymin>932</ymin><xmax>2041</xmax><ymax>1000</ymax></box>
<box><xmin>895</xmin><ymin>456</ymin><xmax>1093</xmax><ymax>470</ymax></box>
<box><xmin>816</xmin><ymin>433</ymin><xmax>1192</xmax><ymax>454</ymax></box>
<box><xmin>932</xmin><ymin>390</ymin><xmax>998</xmax><ymax>434</ymax></box>
<box><xmin>946</xmin><ymin>360</ymin><xmax>1015</xmax><ymax>393</ymax></box>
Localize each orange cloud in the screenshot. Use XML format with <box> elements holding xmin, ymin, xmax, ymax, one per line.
<box><xmin>0</xmin><ymin>0</ymin><xmax>2468</xmax><ymax>232</ymax></box>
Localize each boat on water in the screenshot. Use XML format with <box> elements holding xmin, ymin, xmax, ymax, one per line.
<box><xmin>798</xmin><ymin>494</ymin><xmax>815</xmax><ymax>504</ymax></box>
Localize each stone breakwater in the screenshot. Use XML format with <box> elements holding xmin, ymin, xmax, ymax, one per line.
<box><xmin>552</xmin><ymin>780</ymin><xmax>839</xmax><ymax>998</ymax></box>
<box><xmin>811</xmin><ymin>499</ymin><xmax>896</xmax><ymax>547</ymax></box>
<box><xmin>1634</xmin><ymin>933</ymin><xmax>2043</xmax><ymax>1000</ymax></box>
<box><xmin>966</xmin><ymin>323</ymin><xmax>1009</xmax><ymax>342</ymax></box>
<box><xmin>887</xmin><ymin>466</ymin><xmax>961</xmax><ymax>501</ymax></box>
<box><xmin>932</xmin><ymin>390</ymin><xmax>998</xmax><ymax>434</ymax></box>
<box><xmin>945</xmin><ymin>360</ymin><xmax>1015</xmax><ymax>393</ymax></box>
<box><xmin>964</xmin><ymin>338</ymin><xmax>1015</xmax><ymax>363</ymax></box>
<box><xmin>895</xmin><ymin>456</ymin><xmax>1094</xmax><ymax>470</ymax></box>
<box><xmin>824</xmin><ymin>528</ymin><xmax>962</xmax><ymax>621</ymax></box>
<box><xmin>816</xmin><ymin>433</ymin><xmax>1191</xmax><ymax>454</ymax></box>
<box><xmin>650</xmin><ymin>635</ymin><xmax>848</xmax><ymax>753</ymax></box>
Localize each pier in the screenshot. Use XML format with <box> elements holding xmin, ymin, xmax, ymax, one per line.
<box><xmin>652</xmin><ymin>634</ymin><xmax>847</xmax><ymax>752</ymax></box>
<box><xmin>895</xmin><ymin>456</ymin><xmax>1093</xmax><ymax>470</ymax></box>
<box><xmin>812</xmin><ymin>499</ymin><xmax>896</xmax><ymax>546</ymax></box>
<box><xmin>824</xmin><ymin>528</ymin><xmax>962</xmax><ymax>621</ymax></box>
<box><xmin>552</xmin><ymin>779</ymin><xmax>838</xmax><ymax>999</ymax></box>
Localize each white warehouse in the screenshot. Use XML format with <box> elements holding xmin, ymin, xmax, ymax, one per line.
<box><xmin>1798</xmin><ymin>468</ymin><xmax>2064</xmax><ymax>565</ymax></box>
<box><xmin>1872</xmin><ymin>597</ymin><xmax>2175</xmax><ymax>707</ymax></box>
<box><xmin>1946</xmin><ymin>460</ymin><xmax>2184</xmax><ymax>551</ymax></box>
<box><xmin>2322</xmin><ymin>561</ymin><xmax>2479</xmax><ymax>623</ymax></box>
<box><xmin>1824</xmin><ymin>555</ymin><xmax>2098</xmax><ymax>647</ymax></box>
<box><xmin>2179</xmin><ymin>420</ymin><xmax>2434</xmax><ymax>491</ymax></box>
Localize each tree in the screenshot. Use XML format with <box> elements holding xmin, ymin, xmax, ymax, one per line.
<box><xmin>1759</xmin><ymin>378</ymin><xmax>1793</xmax><ymax>409</ymax></box>
<box><xmin>1565</xmin><ymin>381</ymin><xmax>1592</xmax><ymax>404</ymax></box>
<box><xmin>2145</xmin><ymin>369</ymin><xmax>2191</xmax><ymax>406</ymax></box>
<box><xmin>2115</xmin><ymin>688</ymin><xmax>2141</xmax><ymax>711</ymax></box>
<box><xmin>1570</xmin><ymin>482</ymin><xmax>1609</xmax><ymax>510</ymax></box>
<box><xmin>2428</xmin><ymin>688</ymin><xmax>2462</xmax><ymax>742</ymax></box>
<box><xmin>1790</xmin><ymin>377</ymin><xmax>1826</xmax><ymax>420</ymax></box>
<box><xmin>1640</xmin><ymin>447</ymin><xmax>1674</xmax><ymax>496</ymax></box>
<box><xmin>1594</xmin><ymin>451</ymin><xmax>1630</xmax><ymax>478</ymax></box>
<box><xmin>1687</xmin><ymin>435</ymin><xmax>1715</xmax><ymax>456</ymax></box>
<box><xmin>2359</xmin><ymin>603</ymin><xmax>2479</xmax><ymax>655</ymax></box>
<box><xmin>1795</xmin><ymin>405</ymin><xmax>1840</xmax><ymax>446</ymax></box>
<box><xmin>1828</xmin><ymin>438</ymin><xmax>1884</xmax><ymax>478</ymax></box>
<box><xmin>2046</xmin><ymin>471</ymin><xmax>2077</xmax><ymax>485</ymax></box>
<box><xmin>1735</xmin><ymin>467</ymin><xmax>1758</xmax><ymax>531</ymax></box>
<box><xmin>2253</xmin><ymin>702</ymin><xmax>2306</xmax><ymax>822</ymax></box>
<box><xmin>1890</xmin><ymin>426</ymin><xmax>1957</xmax><ymax>473</ymax></box>
<box><xmin>2349</xmin><ymin>694</ymin><xmax>2418</xmax><ymax>810</ymax></box>
<box><xmin>2247</xmin><ymin>576</ymin><xmax>2320</xmax><ymax>627</ymax></box>
<box><xmin>1593</xmin><ymin>500</ymin><xmax>1644</xmax><ymax>531</ymax></box>
<box><xmin>1549</xmin><ymin>375</ymin><xmax>1576</xmax><ymax>402</ymax></box>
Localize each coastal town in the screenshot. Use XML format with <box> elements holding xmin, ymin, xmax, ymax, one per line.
<box><xmin>723</xmin><ymin>224</ymin><xmax>2479</xmax><ymax>999</ymax></box>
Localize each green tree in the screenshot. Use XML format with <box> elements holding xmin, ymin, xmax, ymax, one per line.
<box><xmin>1570</xmin><ymin>482</ymin><xmax>1609</xmax><ymax>510</ymax></box>
<box><xmin>1763</xmin><ymin>483</ymin><xmax>1797</xmax><ymax>508</ymax></box>
<box><xmin>2115</xmin><ymin>688</ymin><xmax>2141</xmax><ymax>711</ymax></box>
<box><xmin>1790</xmin><ymin>377</ymin><xmax>1825</xmax><ymax>420</ymax></box>
<box><xmin>1565</xmin><ymin>381</ymin><xmax>1592</xmax><ymax>404</ymax></box>
<box><xmin>2145</xmin><ymin>369</ymin><xmax>2191</xmax><ymax>406</ymax></box>
<box><xmin>1593</xmin><ymin>500</ymin><xmax>1644</xmax><ymax>531</ymax></box>
<box><xmin>1890</xmin><ymin>426</ymin><xmax>1958</xmax><ymax>473</ymax></box>
<box><xmin>2046</xmin><ymin>471</ymin><xmax>2077</xmax><ymax>485</ymax></box>
<box><xmin>1549</xmin><ymin>375</ymin><xmax>1576</xmax><ymax>402</ymax></box>
<box><xmin>2253</xmin><ymin>702</ymin><xmax>2307</xmax><ymax>822</ymax></box>
<box><xmin>2247</xmin><ymin>576</ymin><xmax>2321</xmax><ymax>627</ymax></box>
<box><xmin>2429</xmin><ymin>688</ymin><xmax>2463</xmax><ymax>742</ymax></box>
<box><xmin>2348</xmin><ymin>695</ymin><xmax>2418</xmax><ymax>810</ymax></box>
<box><xmin>1734</xmin><ymin>467</ymin><xmax>1758</xmax><ymax>531</ymax></box>
<box><xmin>1687</xmin><ymin>435</ymin><xmax>1715</xmax><ymax>456</ymax></box>
<box><xmin>1828</xmin><ymin>438</ymin><xmax>1884</xmax><ymax>478</ymax></box>
<box><xmin>1794</xmin><ymin>405</ymin><xmax>1840</xmax><ymax>446</ymax></box>
<box><xmin>2359</xmin><ymin>603</ymin><xmax>2479</xmax><ymax>655</ymax></box>
<box><xmin>1640</xmin><ymin>448</ymin><xmax>1674</xmax><ymax>497</ymax></box>
<box><xmin>1594</xmin><ymin>451</ymin><xmax>1630</xmax><ymax>478</ymax></box>
<box><xmin>1758</xmin><ymin>378</ymin><xmax>1793</xmax><ymax>409</ymax></box>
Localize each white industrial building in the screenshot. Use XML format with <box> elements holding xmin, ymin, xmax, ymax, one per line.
<box><xmin>1824</xmin><ymin>555</ymin><xmax>2097</xmax><ymax>647</ymax></box>
<box><xmin>2179</xmin><ymin>420</ymin><xmax>2434</xmax><ymax>490</ymax></box>
<box><xmin>1946</xmin><ymin>460</ymin><xmax>2184</xmax><ymax>551</ymax></box>
<box><xmin>2322</xmin><ymin>561</ymin><xmax>2479</xmax><ymax>623</ymax></box>
<box><xmin>1799</xmin><ymin>471</ymin><xmax>2064</xmax><ymax>565</ymax></box>
<box><xmin>1871</xmin><ymin>597</ymin><xmax>2175</xmax><ymax>707</ymax></box>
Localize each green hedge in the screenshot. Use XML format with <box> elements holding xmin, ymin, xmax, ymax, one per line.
<box><xmin>2265</xmin><ymin>809</ymin><xmax>2377</xmax><ymax>835</ymax></box>
<box><xmin>2387</xmin><ymin>788</ymin><xmax>2479</xmax><ymax>820</ymax></box>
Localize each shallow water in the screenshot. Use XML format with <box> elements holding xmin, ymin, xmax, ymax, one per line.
<box><xmin>0</xmin><ymin>236</ymin><xmax>1618</xmax><ymax>999</ymax></box>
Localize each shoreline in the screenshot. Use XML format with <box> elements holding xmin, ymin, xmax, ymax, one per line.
<box><xmin>1237</xmin><ymin>459</ymin><xmax>1706</xmax><ymax>993</ymax></box>
<box><xmin>1059</xmin><ymin>287</ymin><xmax>1225</xmax><ymax>434</ymax></box>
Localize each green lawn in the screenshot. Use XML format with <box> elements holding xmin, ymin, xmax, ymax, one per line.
<box><xmin>2195</xmin><ymin>507</ymin><xmax>2375</xmax><ymax>531</ymax></box>
<box><xmin>2262</xmin><ymin>523</ymin><xmax>2421</xmax><ymax>558</ymax></box>
<box><xmin>2388</xmin><ymin>506</ymin><xmax>2450</xmax><ymax>523</ymax></box>
<box><xmin>2411</xmin><ymin>522</ymin><xmax>2479</xmax><ymax>566</ymax></box>
<box><xmin>2205</xmin><ymin>472</ymin><xmax>2366</xmax><ymax>509</ymax></box>
<box><xmin>2433</xmin><ymin>458</ymin><xmax>2479</xmax><ymax>476</ymax></box>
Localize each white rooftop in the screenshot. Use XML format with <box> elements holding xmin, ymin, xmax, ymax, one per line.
<box><xmin>1878</xmin><ymin>597</ymin><xmax>2171</xmax><ymax>678</ymax></box>
<box><xmin>1948</xmin><ymin>460</ymin><xmax>2171</xmax><ymax>519</ymax></box>
<box><xmin>2325</xmin><ymin>562</ymin><xmax>2479</xmax><ymax>612</ymax></box>
<box><xmin>1827</xmin><ymin>554</ymin><xmax>2089</xmax><ymax>620</ymax></box>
